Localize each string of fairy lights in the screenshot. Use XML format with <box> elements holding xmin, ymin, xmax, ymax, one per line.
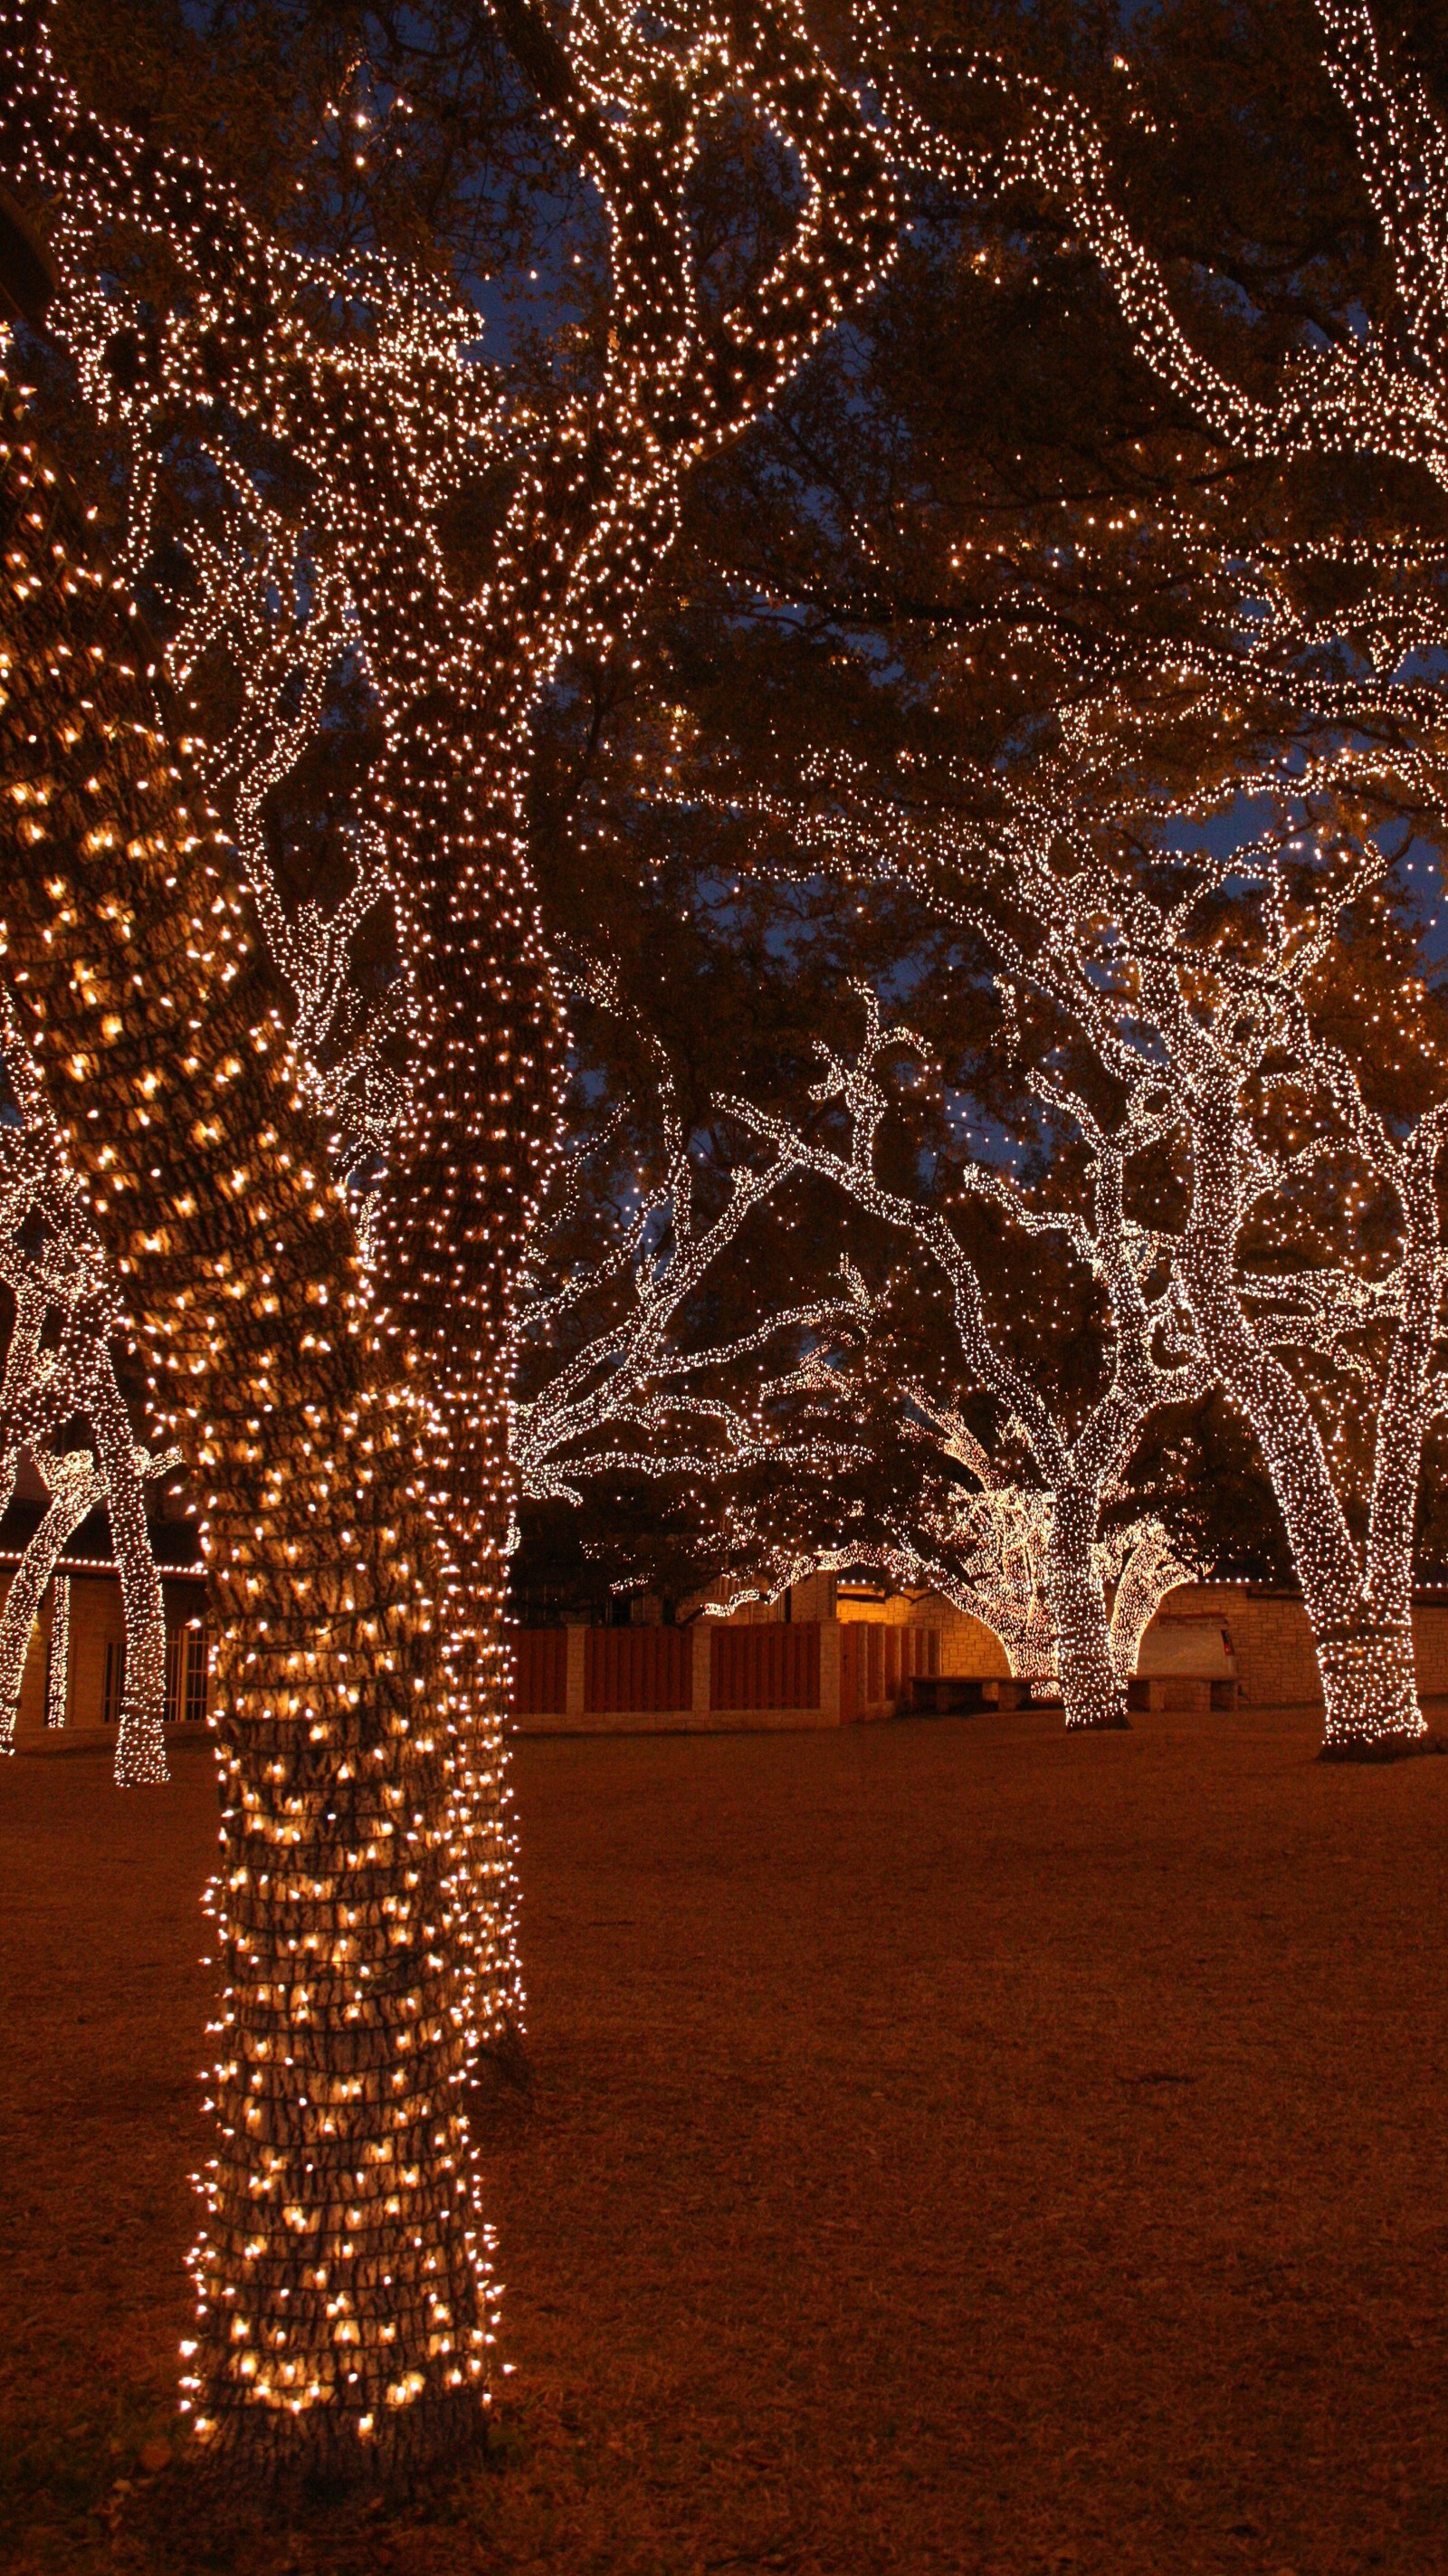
<box><xmin>0</xmin><ymin>0</ymin><xmax>900</xmax><ymax>2488</ymax></box>
<box><xmin>2</xmin><ymin>396</ymin><xmax>510</xmax><ymax>2481</ymax></box>
<box><xmin>164</xmin><ymin>501</ymin><xmax>414</xmax><ymax>1237</ymax></box>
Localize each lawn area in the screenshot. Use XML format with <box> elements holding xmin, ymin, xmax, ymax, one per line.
<box><xmin>3</xmin><ymin>1707</ymin><xmax>1447</xmax><ymax>2575</ymax></box>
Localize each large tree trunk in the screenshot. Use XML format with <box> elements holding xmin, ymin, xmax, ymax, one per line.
<box><xmin>361</xmin><ymin>722</ymin><xmax>550</xmax><ymax>2058</ymax></box>
<box><xmin>1182</xmin><ymin>1083</ymin><xmax>1428</xmax><ymax>1760</ymax></box>
<box><xmin>1044</xmin><ymin>1483</ymin><xmax>1129</xmax><ymax>1731</ymax></box>
<box><xmin>187</xmin><ymin>1411</ymin><xmax>496</xmax><ymax>2483</ymax></box>
<box><xmin>1314</xmin><ymin>1601</ymin><xmax>1426</xmax><ymax>1761</ymax></box>
<box><xmin>0</xmin><ymin>397</ymin><xmax>504</xmax><ymax>2486</ymax></box>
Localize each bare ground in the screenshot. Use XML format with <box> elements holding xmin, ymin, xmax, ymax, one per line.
<box><xmin>2</xmin><ymin>1705</ymin><xmax>1447</xmax><ymax>2576</ymax></box>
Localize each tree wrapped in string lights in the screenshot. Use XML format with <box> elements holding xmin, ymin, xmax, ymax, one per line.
<box><xmin>801</xmin><ymin>1394</ymin><xmax>1193</xmax><ymax>1695</ymax></box>
<box><xmin>502</xmin><ymin>990</ymin><xmax>1186</xmax><ymax>1679</ymax></box>
<box><xmin>0</xmin><ymin>994</ymin><xmax>179</xmax><ymax>1777</ymax></box>
<box><xmin>511</xmin><ymin>1016</ymin><xmax>871</xmax><ymax>1510</ymax></box>
<box><xmin>723</xmin><ymin>984</ymin><xmax>1209</xmax><ymax>1729</ymax></box>
<box><xmin>753</xmin><ymin>711</ymin><xmax>1448</xmax><ymax>1757</ymax></box>
<box><xmin>0</xmin><ymin>0</ymin><xmax>899</xmax><ymax>2490</ymax></box>
<box><xmin>0</xmin><ymin>0</ymin><xmax>897</xmax><ymax>2002</ymax></box>
<box><xmin>0</xmin><ymin>402</ymin><xmax>508</xmax><ymax>2485</ymax></box>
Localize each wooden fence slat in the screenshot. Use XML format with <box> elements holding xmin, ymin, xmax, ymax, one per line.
<box><xmin>840</xmin><ymin>1625</ymin><xmax>941</xmax><ymax>1717</ymax></box>
<box><xmin>584</xmin><ymin>1626</ymin><xmax>692</xmax><ymax>1714</ymax></box>
<box><xmin>512</xmin><ymin>1628</ymin><xmax>568</xmax><ymax>1718</ymax></box>
<box><xmin>710</xmin><ymin>1621</ymin><xmax>820</xmax><ymax>1712</ymax></box>
<box><xmin>511</xmin><ymin>1621</ymin><xmax>945</xmax><ymax>1723</ymax></box>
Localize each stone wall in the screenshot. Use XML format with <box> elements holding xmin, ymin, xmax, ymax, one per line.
<box><xmin>826</xmin><ymin>1579</ymin><xmax>1448</xmax><ymax>1707</ymax></box>
<box><xmin>835</xmin><ymin>1589</ymin><xmax>1010</xmax><ymax>1676</ymax></box>
<box><xmin>933</xmin><ymin>1608</ymin><xmax>1012</xmax><ymax>1679</ymax></box>
<box><xmin>1157</xmin><ymin>1585</ymin><xmax>1448</xmax><ymax>1707</ymax></box>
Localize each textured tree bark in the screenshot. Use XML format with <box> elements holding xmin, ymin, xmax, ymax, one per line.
<box><xmin>0</xmin><ymin>398</ymin><xmax>502</xmax><ymax>2485</ymax></box>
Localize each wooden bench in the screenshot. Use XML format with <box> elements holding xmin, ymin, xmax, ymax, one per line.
<box><xmin>1128</xmin><ymin>1617</ymin><xmax>1240</xmax><ymax>1713</ymax></box>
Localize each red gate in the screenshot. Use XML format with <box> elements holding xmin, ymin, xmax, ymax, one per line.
<box><xmin>840</xmin><ymin>1624</ymin><xmax>939</xmax><ymax>1718</ymax></box>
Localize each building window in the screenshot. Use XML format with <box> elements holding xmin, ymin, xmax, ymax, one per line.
<box><xmin>102</xmin><ymin>1640</ymin><xmax>125</xmax><ymax>1726</ymax></box>
<box><xmin>187</xmin><ymin>1623</ymin><xmax>208</xmax><ymax>1724</ymax></box>
<box><xmin>166</xmin><ymin>1620</ymin><xmax>210</xmax><ymax>1724</ymax></box>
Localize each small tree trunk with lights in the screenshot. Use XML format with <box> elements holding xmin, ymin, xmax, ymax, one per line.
<box><xmin>1182</xmin><ymin>1082</ymin><xmax>1434</xmax><ymax>1761</ymax></box>
<box><xmin>1043</xmin><ymin>1478</ymin><xmax>1129</xmax><ymax>1732</ymax></box>
<box><xmin>88</xmin><ymin>1350</ymin><xmax>170</xmax><ymax>1784</ymax></box>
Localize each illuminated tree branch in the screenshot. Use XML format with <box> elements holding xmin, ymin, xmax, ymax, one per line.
<box><xmin>724</xmin><ymin>984</ymin><xmax>1207</xmax><ymax>1728</ymax></box>
<box><xmin>511</xmin><ymin>1045</ymin><xmax>871</xmax><ymax>1503</ymax></box>
<box><xmin>862</xmin><ymin>0</ymin><xmax>1448</xmax><ymax>491</ymax></box>
<box><xmin>0</xmin><ymin>994</ymin><xmax>180</xmax><ymax>1777</ymax></box>
<box><xmin>748</xmin><ymin>714</ymin><xmax>1448</xmax><ymax>1756</ymax></box>
<box><xmin>165</xmin><ymin>504</ymin><xmax>414</xmax><ymax>1213</ymax></box>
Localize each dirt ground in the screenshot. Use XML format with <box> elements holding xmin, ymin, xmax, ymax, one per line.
<box><xmin>2</xmin><ymin>1706</ymin><xmax>1447</xmax><ymax>2576</ymax></box>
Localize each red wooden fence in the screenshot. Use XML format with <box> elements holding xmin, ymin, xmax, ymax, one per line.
<box><xmin>840</xmin><ymin>1623</ymin><xmax>938</xmax><ymax>1718</ymax></box>
<box><xmin>710</xmin><ymin>1620</ymin><xmax>820</xmax><ymax>1712</ymax></box>
<box><xmin>585</xmin><ymin>1626</ymin><xmax>693</xmax><ymax>1714</ymax></box>
<box><xmin>511</xmin><ymin>1619</ymin><xmax>943</xmax><ymax>1723</ymax></box>
<box><xmin>513</xmin><ymin>1627</ymin><xmax>568</xmax><ymax>1718</ymax></box>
